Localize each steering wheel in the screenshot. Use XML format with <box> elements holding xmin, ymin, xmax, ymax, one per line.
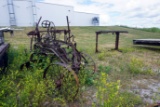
<box><xmin>49</xmin><ymin>21</ymin><xmax>56</xmax><ymax>38</ymax></box>
<box><xmin>41</xmin><ymin>20</ymin><xmax>51</xmax><ymax>28</ymax></box>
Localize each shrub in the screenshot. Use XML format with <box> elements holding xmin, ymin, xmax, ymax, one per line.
<box><xmin>98</xmin><ymin>52</ymin><xmax>106</xmax><ymax>60</ymax></box>
<box><xmin>0</xmin><ymin>46</ymin><xmax>68</xmax><ymax>106</ymax></box>
<box><xmin>98</xmin><ymin>65</ymin><xmax>111</xmax><ymax>74</ymax></box>
<box><xmin>93</xmin><ymin>72</ymin><xmax>122</xmax><ymax>106</ymax></box>
<box><xmin>128</xmin><ymin>57</ymin><xmax>144</xmax><ymax>74</ymax></box>
<box><xmin>93</xmin><ymin>72</ymin><xmax>142</xmax><ymax>107</ymax></box>
<box><xmin>128</xmin><ymin>57</ymin><xmax>154</xmax><ymax>75</ymax></box>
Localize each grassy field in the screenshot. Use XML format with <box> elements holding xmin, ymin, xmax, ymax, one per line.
<box><xmin>2</xmin><ymin>26</ymin><xmax>160</xmax><ymax>106</ymax></box>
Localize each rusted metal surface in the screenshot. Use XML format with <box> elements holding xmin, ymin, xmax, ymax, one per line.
<box><xmin>66</xmin><ymin>16</ymin><xmax>71</xmax><ymax>43</ymax></box>
<box><xmin>95</xmin><ymin>30</ymin><xmax>128</xmax><ymax>52</ymax></box>
<box><xmin>26</xmin><ymin>16</ymin><xmax>96</xmax><ymax>72</ymax></box>
<box><xmin>21</xmin><ymin>16</ymin><xmax>96</xmax><ymax>99</ymax></box>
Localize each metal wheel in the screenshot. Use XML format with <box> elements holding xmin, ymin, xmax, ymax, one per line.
<box><xmin>47</xmin><ymin>40</ymin><xmax>82</xmax><ymax>73</ymax></box>
<box><xmin>80</xmin><ymin>52</ymin><xmax>96</xmax><ymax>73</ymax></box>
<box><xmin>43</xmin><ymin>62</ymin><xmax>79</xmax><ymax>101</ymax></box>
<box><xmin>29</xmin><ymin>52</ymin><xmax>50</xmax><ymax>69</ymax></box>
<box><xmin>20</xmin><ymin>52</ymin><xmax>49</xmax><ymax>70</ymax></box>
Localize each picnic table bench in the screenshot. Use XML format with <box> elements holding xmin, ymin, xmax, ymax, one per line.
<box><xmin>95</xmin><ymin>30</ymin><xmax>128</xmax><ymax>53</ymax></box>
<box><xmin>133</xmin><ymin>39</ymin><xmax>160</xmax><ymax>46</ymax></box>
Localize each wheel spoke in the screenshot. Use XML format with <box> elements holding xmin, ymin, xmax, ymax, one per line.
<box><xmin>43</xmin><ymin>63</ymin><xmax>79</xmax><ymax>101</ymax></box>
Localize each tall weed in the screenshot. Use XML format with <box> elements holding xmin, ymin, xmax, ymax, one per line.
<box><xmin>93</xmin><ymin>72</ymin><xmax>142</xmax><ymax>107</ymax></box>
<box><xmin>128</xmin><ymin>57</ymin><xmax>154</xmax><ymax>75</ymax></box>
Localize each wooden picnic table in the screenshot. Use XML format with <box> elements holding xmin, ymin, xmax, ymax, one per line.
<box><xmin>95</xmin><ymin>30</ymin><xmax>128</xmax><ymax>53</ymax></box>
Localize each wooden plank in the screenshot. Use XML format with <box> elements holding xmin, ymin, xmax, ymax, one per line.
<box><xmin>133</xmin><ymin>39</ymin><xmax>160</xmax><ymax>46</ymax></box>
<box><xmin>96</xmin><ymin>30</ymin><xmax>128</xmax><ymax>35</ymax></box>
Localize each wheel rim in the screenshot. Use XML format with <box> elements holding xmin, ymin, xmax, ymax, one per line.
<box><xmin>43</xmin><ymin>62</ymin><xmax>79</xmax><ymax>101</ymax></box>
<box><xmin>80</xmin><ymin>52</ymin><xmax>96</xmax><ymax>73</ymax></box>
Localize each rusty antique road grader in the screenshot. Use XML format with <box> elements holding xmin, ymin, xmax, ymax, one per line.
<box><xmin>21</xmin><ymin>16</ymin><xmax>96</xmax><ymax>99</ymax></box>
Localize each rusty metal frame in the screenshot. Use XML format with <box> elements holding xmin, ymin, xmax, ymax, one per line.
<box><xmin>21</xmin><ymin>16</ymin><xmax>96</xmax><ymax>99</ymax></box>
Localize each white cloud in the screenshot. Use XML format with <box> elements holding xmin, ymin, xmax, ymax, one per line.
<box><xmin>40</xmin><ymin>0</ymin><xmax>160</xmax><ymax>27</ymax></box>
<box><xmin>41</xmin><ymin>0</ymin><xmax>76</xmax><ymax>6</ymax></box>
<box><xmin>100</xmin><ymin>14</ymin><xmax>110</xmax><ymax>26</ymax></box>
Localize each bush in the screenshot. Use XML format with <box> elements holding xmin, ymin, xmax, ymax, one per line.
<box><xmin>128</xmin><ymin>57</ymin><xmax>154</xmax><ymax>75</ymax></box>
<box><xmin>0</xmin><ymin>45</ymin><xmax>144</xmax><ymax>107</ymax></box>
<box><xmin>1</xmin><ymin>46</ymin><xmax>96</xmax><ymax>106</ymax></box>
<box><xmin>0</xmin><ymin>46</ymin><xmax>68</xmax><ymax>106</ymax></box>
<box><xmin>141</xmin><ymin>27</ymin><xmax>160</xmax><ymax>33</ymax></box>
<box><xmin>98</xmin><ymin>52</ymin><xmax>106</xmax><ymax>60</ymax></box>
<box><xmin>98</xmin><ymin>65</ymin><xmax>111</xmax><ymax>74</ymax></box>
<box><xmin>128</xmin><ymin>57</ymin><xmax>144</xmax><ymax>74</ymax></box>
<box><xmin>93</xmin><ymin>72</ymin><xmax>142</xmax><ymax>107</ymax></box>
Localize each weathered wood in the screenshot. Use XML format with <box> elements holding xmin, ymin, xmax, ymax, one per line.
<box><xmin>95</xmin><ymin>33</ymin><xmax>99</xmax><ymax>52</ymax></box>
<box><xmin>115</xmin><ymin>32</ymin><xmax>120</xmax><ymax>50</ymax></box>
<box><xmin>95</xmin><ymin>30</ymin><xmax>128</xmax><ymax>53</ymax></box>
<box><xmin>96</xmin><ymin>30</ymin><xmax>128</xmax><ymax>35</ymax></box>
<box><xmin>133</xmin><ymin>39</ymin><xmax>160</xmax><ymax>46</ymax></box>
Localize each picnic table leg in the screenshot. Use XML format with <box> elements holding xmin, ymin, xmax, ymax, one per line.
<box><xmin>95</xmin><ymin>33</ymin><xmax>99</xmax><ymax>53</ymax></box>
<box><xmin>115</xmin><ymin>32</ymin><xmax>119</xmax><ymax>50</ymax></box>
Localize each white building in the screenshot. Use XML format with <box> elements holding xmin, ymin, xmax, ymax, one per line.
<box><xmin>0</xmin><ymin>0</ymin><xmax>99</xmax><ymax>26</ymax></box>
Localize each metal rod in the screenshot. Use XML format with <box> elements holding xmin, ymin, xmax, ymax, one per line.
<box><xmin>66</xmin><ymin>16</ymin><xmax>71</xmax><ymax>42</ymax></box>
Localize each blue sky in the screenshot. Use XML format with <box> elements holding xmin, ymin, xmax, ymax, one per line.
<box><xmin>37</xmin><ymin>0</ymin><xmax>160</xmax><ymax>28</ymax></box>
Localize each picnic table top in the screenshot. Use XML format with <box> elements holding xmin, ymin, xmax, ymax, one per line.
<box><xmin>96</xmin><ymin>30</ymin><xmax>128</xmax><ymax>34</ymax></box>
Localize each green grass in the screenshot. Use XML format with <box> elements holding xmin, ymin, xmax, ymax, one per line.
<box><xmin>2</xmin><ymin>26</ymin><xmax>160</xmax><ymax>106</ymax></box>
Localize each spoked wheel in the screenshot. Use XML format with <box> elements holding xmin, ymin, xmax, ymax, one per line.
<box><xmin>49</xmin><ymin>40</ymin><xmax>82</xmax><ymax>73</ymax></box>
<box><xmin>30</xmin><ymin>52</ymin><xmax>50</xmax><ymax>69</ymax></box>
<box><xmin>80</xmin><ymin>52</ymin><xmax>96</xmax><ymax>73</ymax></box>
<box><xmin>50</xmin><ymin>40</ymin><xmax>80</xmax><ymax>63</ymax></box>
<box><xmin>20</xmin><ymin>52</ymin><xmax>49</xmax><ymax>70</ymax></box>
<box><xmin>43</xmin><ymin>62</ymin><xmax>79</xmax><ymax>101</ymax></box>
